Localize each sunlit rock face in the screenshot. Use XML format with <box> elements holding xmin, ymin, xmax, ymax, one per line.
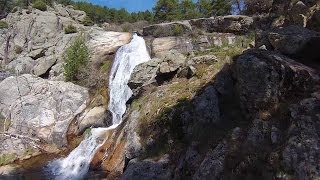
<box><xmin>0</xmin><ymin>74</ymin><xmax>89</xmax><ymax>160</ymax></box>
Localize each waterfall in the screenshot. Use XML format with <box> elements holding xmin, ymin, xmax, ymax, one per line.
<box><xmin>45</xmin><ymin>34</ymin><xmax>150</xmax><ymax>180</ymax></box>
<box><xmin>108</xmin><ymin>34</ymin><xmax>151</xmax><ymax>124</ymax></box>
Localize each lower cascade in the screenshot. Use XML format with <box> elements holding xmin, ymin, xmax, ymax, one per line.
<box><xmin>45</xmin><ymin>34</ymin><xmax>151</xmax><ymax>179</ymax></box>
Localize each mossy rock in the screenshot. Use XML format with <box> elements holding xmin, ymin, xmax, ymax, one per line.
<box><xmin>0</xmin><ymin>154</ymin><xmax>17</xmax><ymax>166</ymax></box>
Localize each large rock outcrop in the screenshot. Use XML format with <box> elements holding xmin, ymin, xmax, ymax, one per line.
<box><xmin>190</xmin><ymin>15</ymin><xmax>254</xmax><ymax>34</ymax></box>
<box><xmin>0</xmin><ymin>74</ymin><xmax>89</xmax><ymax>161</ymax></box>
<box><xmin>234</xmin><ymin>49</ymin><xmax>320</xmax><ymax>179</ymax></box>
<box><xmin>0</xmin><ymin>5</ymin><xmax>85</xmax><ymax>79</ymax></box>
<box><xmin>143</xmin><ymin>21</ymin><xmax>192</xmax><ymax>37</ymax></box>
<box><xmin>120</xmin><ymin>46</ymin><xmax>320</xmax><ymax>179</ymax></box>
<box><xmin>143</xmin><ymin>15</ymin><xmax>254</xmax><ymax>37</ymax></box>
<box><xmin>236</xmin><ymin>49</ymin><xmax>319</xmax><ymax>114</ymax></box>
<box><xmin>256</xmin><ymin>25</ymin><xmax>320</xmax><ymax>63</ymax></box>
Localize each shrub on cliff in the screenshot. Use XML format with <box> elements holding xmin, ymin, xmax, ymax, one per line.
<box><xmin>64</xmin><ymin>24</ymin><xmax>77</xmax><ymax>34</ymax></box>
<box><xmin>81</xmin><ymin>16</ymin><xmax>94</xmax><ymax>26</ymax></box>
<box><xmin>32</xmin><ymin>0</ymin><xmax>47</xmax><ymax>11</ymax></box>
<box><xmin>63</xmin><ymin>35</ymin><xmax>89</xmax><ymax>82</ymax></box>
<box><xmin>174</xmin><ymin>25</ymin><xmax>184</xmax><ymax>36</ymax></box>
<box><xmin>0</xmin><ymin>21</ymin><xmax>8</xmax><ymax>29</ymax></box>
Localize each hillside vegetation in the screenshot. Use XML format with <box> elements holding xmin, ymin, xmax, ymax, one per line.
<box><xmin>1</xmin><ymin>0</ymin><xmax>278</xmax><ymax>24</ymax></box>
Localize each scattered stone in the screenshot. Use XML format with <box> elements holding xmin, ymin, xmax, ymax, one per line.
<box><xmin>188</xmin><ymin>54</ymin><xmax>218</xmax><ymax>65</ymax></box>
<box><xmin>6</xmin><ymin>57</ymin><xmax>36</xmax><ymax>74</ymax></box>
<box><xmin>32</xmin><ymin>55</ymin><xmax>57</xmax><ymax>77</ymax></box>
<box><xmin>77</xmin><ymin>106</ymin><xmax>111</xmax><ymax>135</ymax></box>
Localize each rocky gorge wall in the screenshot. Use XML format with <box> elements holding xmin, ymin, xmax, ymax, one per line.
<box><xmin>89</xmin><ymin>4</ymin><xmax>320</xmax><ymax>179</ymax></box>
<box><xmin>0</xmin><ymin>1</ymin><xmax>319</xmax><ymax>179</ymax></box>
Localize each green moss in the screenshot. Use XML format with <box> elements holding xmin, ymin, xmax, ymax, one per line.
<box><xmin>0</xmin><ymin>21</ymin><xmax>9</xmax><ymax>29</ymax></box>
<box><xmin>100</xmin><ymin>61</ymin><xmax>112</xmax><ymax>73</ymax></box>
<box><xmin>32</xmin><ymin>0</ymin><xmax>47</xmax><ymax>11</ymax></box>
<box><xmin>83</xmin><ymin>128</ymin><xmax>92</xmax><ymax>137</ymax></box>
<box><xmin>0</xmin><ymin>153</ymin><xmax>17</xmax><ymax>166</ymax></box>
<box><xmin>64</xmin><ymin>24</ymin><xmax>77</xmax><ymax>34</ymax></box>
<box><xmin>4</xmin><ymin>119</ymin><xmax>11</xmax><ymax>131</ymax></box>
<box><xmin>0</xmin><ymin>113</ymin><xmax>11</xmax><ymax>132</ymax></box>
<box><xmin>23</xmin><ymin>146</ymin><xmax>36</xmax><ymax>156</ymax></box>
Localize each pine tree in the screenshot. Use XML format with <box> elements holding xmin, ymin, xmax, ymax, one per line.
<box><xmin>211</xmin><ymin>0</ymin><xmax>232</xmax><ymax>16</ymax></box>
<box><xmin>198</xmin><ymin>0</ymin><xmax>213</xmax><ymax>17</ymax></box>
<box><xmin>180</xmin><ymin>0</ymin><xmax>200</xmax><ymax>20</ymax></box>
<box><xmin>153</xmin><ymin>0</ymin><xmax>181</xmax><ymax>22</ymax></box>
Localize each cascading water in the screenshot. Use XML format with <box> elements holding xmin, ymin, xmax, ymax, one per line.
<box><xmin>108</xmin><ymin>34</ymin><xmax>151</xmax><ymax>124</ymax></box>
<box><xmin>45</xmin><ymin>34</ymin><xmax>150</xmax><ymax>180</ymax></box>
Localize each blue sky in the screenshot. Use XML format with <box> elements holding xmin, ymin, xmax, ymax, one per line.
<box><xmin>87</xmin><ymin>0</ymin><xmax>157</xmax><ymax>12</ymax></box>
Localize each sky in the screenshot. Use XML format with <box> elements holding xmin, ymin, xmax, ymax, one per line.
<box><xmin>87</xmin><ymin>0</ymin><xmax>157</xmax><ymax>12</ymax></box>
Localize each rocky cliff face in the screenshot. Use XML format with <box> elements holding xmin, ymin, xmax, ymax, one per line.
<box><xmin>0</xmin><ymin>4</ymin><xmax>131</xmax><ymax>169</ymax></box>
<box><xmin>0</xmin><ymin>2</ymin><xmax>319</xmax><ymax>180</ymax></box>
<box><xmin>89</xmin><ymin>9</ymin><xmax>320</xmax><ymax>180</ymax></box>
<box><xmin>115</xmin><ymin>46</ymin><xmax>320</xmax><ymax>180</ymax></box>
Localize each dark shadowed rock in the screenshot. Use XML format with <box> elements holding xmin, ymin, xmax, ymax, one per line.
<box><xmin>193</xmin><ymin>86</ymin><xmax>220</xmax><ymax>124</ymax></box>
<box><xmin>193</xmin><ymin>141</ymin><xmax>228</xmax><ymax>180</ymax></box>
<box><xmin>122</xmin><ymin>155</ymin><xmax>172</xmax><ymax>180</ymax></box>
<box><xmin>268</xmin><ymin>26</ymin><xmax>320</xmax><ymax>56</ymax></box>
<box><xmin>236</xmin><ymin>49</ymin><xmax>319</xmax><ymax>114</ymax></box>
<box><xmin>307</xmin><ymin>8</ymin><xmax>320</xmax><ymax>32</ymax></box>
<box><xmin>283</xmin><ymin>97</ymin><xmax>320</xmax><ymax>179</ymax></box>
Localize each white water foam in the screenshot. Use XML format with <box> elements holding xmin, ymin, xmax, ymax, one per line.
<box><xmin>45</xmin><ymin>34</ymin><xmax>150</xmax><ymax>180</ymax></box>
<box><xmin>108</xmin><ymin>34</ymin><xmax>151</xmax><ymax>124</ymax></box>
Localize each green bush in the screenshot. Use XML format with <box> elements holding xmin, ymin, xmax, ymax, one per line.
<box><xmin>32</xmin><ymin>0</ymin><xmax>47</xmax><ymax>11</ymax></box>
<box><xmin>121</xmin><ymin>24</ymin><xmax>132</xmax><ymax>32</ymax></box>
<box><xmin>81</xmin><ymin>16</ymin><xmax>94</xmax><ymax>26</ymax></box>
<box><xmin>173</xmin><ymin>25</ymin><xmax>184</xmax><ymax>36</ymax></box>
<box><xmin>64</xmin><ymin>35</ymin><xmax>89</xmax><ymax>82</ymax></box>
<box><xmin>64</xmin><ymin>24</ymin><xmax>77</xmax><ymax>34</ymax></box>
<box><xmin>0</xmin><ymin>21</ymin><xmax>9</xmax><ymax>29</ymax></box>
